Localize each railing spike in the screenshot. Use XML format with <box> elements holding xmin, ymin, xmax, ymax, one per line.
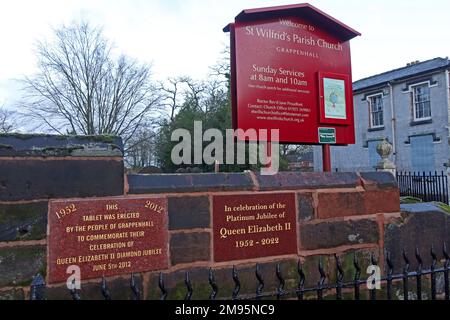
<box><xmin>353</xmin><ymin>253</ymin><xmax>361</xmax><ymax>300</ymax></box>
<box><xmin>297</xmin><ymin>260</ymin><xmax>305</xmax><ymax>300</ymax></box>
<box><xmin>415</xmin><ymin>247</ymin><xmax>423</xmax><ymax>300</ymax></box>
<box><xmin>369</xmin><ymin>253</ymin><xmax>377</xmax><ymax>301</ymax></box>
<box><xmin>318</xmin><ymin>258</ymin><xmax>326</xmax><ymax>279</ymax></box>
<box><xmin>335</xmin><ymin>254</ymin><xmax>344</xmax><ymax>281</ymax></box>
<box><xmin>431</xmin><ymin>245</ymin><xmax>437</xmax><ymax>264</ymax></box>
<box><xmin>317</xmin><ymin>258</ymin><xmax>326</xmax><ymax>300</ymax></box>
<box><xmin>130</xmin><ymin>273</ymin><xmax>141</xmax><ymax>300</ymax></box>
<box><xmin>70</xmin><ymin>288</ymin><xmax>81</xmax><ymax>300</ymax></box>
<box><xmin>353</xmin><ymin>253</ymin><xmax>361</xmax><ymax>274</ymax></box>
<box><xmin>159</xmin><ymin>272</ymin><xmax>168</xmax><ymax>300</ymax></box>
<box><xmin>255</xmin><ymin>264</ymin><xmax>264</xmax><ymax>299</ymax></box>
<box><xmin>232</xmin><ymin>266</ymin><xmax>240</xmax><ymax>300</ymax></box>
<box><xmin>430</xmin><ymin>246</ymin><xmax>438</xmax><ymax>300</ymax></box>
<box><xmin>276</xmin><ymin>264</ymin><xmax>285</xmax><ymax>300</ymax></box>
<box><xmin>335</xmin><ymin>254</ymin><xmax>344</xmax><ymax>300</ymax></box>
<box><xmin>415</xmin><ymin>247</ymin><xmax>423</xmax><ymax>267</ymax></box>
<box><xmin>185</xmin><ymin>271</ymin><xmax>193</xmax><ymax>300</ymax></box>
<box><xmin>444</xmin><ymin>242</ymin><xmax>449</xmax><ymax>260</ymax></box>
<box><xmin>209</xmin><ymin>268</ymin><xmax>218</xmax><ymax>300</ymax></box>
<box><xmin>403</xmin><ymin>249</ymin><xmax>410</xmax><ymax>270</ymax></box>
<box><xmin>402</xmin><ymin>249</ymin><xmax>410</xmax><ymax>301</ymax></box>
<box><xmin>101</xmin><ymin>276</ymin><xmax>111</xmax><ymax>300</ymax></box>
<box><xmin>386</xmin><ymin>251</ymin><xmax>394</xmax><ymax>300</ymax></box>
<box><xmin>67</xmin><ymin>276</ymin><xmax>81</xmax><ymax>300</ymax></box>
<box><xmin>371</xmin><ymin>252</ymin><xmax>378</xmax><ymax>266</ymax></box>
<box><xmin>30</xmin><ymin>274</ymin><xmax>46</xmax><ymax>300</ymax></box>
<box><xmin>386</xmin><ymin>251</ymin><xmax>394</xmax><ymax>273</ymax></box>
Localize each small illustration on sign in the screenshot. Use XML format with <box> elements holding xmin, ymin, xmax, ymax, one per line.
<box><xmin>323</xmin><ymin>77</ymin><xmax>347</xmax><ymax>120</ymax></box>
<box><xmin>318</xmin><ymin>127</ymin><xmax>336</xmax><ymax>144</ymax></box>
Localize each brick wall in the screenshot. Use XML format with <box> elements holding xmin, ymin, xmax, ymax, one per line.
<box><xmin>0</xmin><ymin>134</ymin><xmax>449</xmax><ymax>300</ymax></box>
<box><xmin>126</xmin><ymin>171</ymin><xmax>403</xmax><ymax>299</ymax></box>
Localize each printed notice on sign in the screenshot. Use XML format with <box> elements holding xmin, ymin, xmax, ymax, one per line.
<box><xmin>48</xmin><ymin>196</ymin><xmax>168</xmax><ymax>284</ymax></box>
<box><xmin>323</xmin><ymin>77</ymin><xmax>347</xmax><ymax>120</ymax></box>
<box><xmin>213</xmin><ymin>193</ymin><xmax>297</xmax><ymax>262</ymax></box>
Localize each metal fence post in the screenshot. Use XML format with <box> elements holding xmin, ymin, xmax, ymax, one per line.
<box><xmin>30</xmin><ymin>274</ymin><xmax>46</xmax><ymax>300</ymax></box>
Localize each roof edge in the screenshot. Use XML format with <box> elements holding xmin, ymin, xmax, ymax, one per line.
<box><xmin>224</xmin><ymin>3</ymin><xmax>360</xmax><ymax>40</ymax></box>
<box><xmin>353</xmin><ymin>57</ymin><xmax>450</xmax><ymax>92</ymax></box>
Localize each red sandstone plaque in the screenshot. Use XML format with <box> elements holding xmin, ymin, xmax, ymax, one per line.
<box><xmin>48</xmin><ymin>196</ymin><xmax>168</xmax><ymax>284</ymax></box>
<box><xmin>213</xmin><ymin>193</ymin><xmax>297</xmax><ymax>262</ymax></box>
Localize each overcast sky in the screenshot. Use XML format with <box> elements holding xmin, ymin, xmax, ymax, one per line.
<box><xmin>1</xmin><ymin>0</ymin><xmax>449</xmax><ymax>107</ymax></box>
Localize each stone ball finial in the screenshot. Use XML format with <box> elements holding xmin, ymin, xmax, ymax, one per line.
<box><xmin>375</xmin><ymin>138</ymin><xmax>396</xmax><ymax>175</ymax></box>
<box><xmin>376</xmin><ymin>138</ymin><xmax>393</xmax><ymax>160</ymax></box>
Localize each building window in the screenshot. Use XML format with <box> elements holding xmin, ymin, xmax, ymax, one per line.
<box><xmin>368</xmin><ymin>94</ymin><xmax>384</xmax><ymax>128</ymax></box>
<box><xmin>412</xmin><ymin>83</ymin><xmax>431</xmax><ymax>121</ymax></box>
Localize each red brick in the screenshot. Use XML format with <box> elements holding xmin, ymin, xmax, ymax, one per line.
<box><xmin>364</xmin><ymin>189</ymin><xmax>400</xmax><ymax>215</ymax></box>
<box><xmin>317</xmin><ymin>188</ymin><xmax>400</xmax><ymax>219</ymax></box>
<box><xmin>317</xmin><ymin>191</ymin><xmax>365</xmax><ymax>219</ymax></box>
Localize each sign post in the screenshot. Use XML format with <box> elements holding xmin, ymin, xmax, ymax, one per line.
<box><xmin>322</xmin><ymin>144</ymin><xmax>332</xmax><ymax>172</ymax></box>
<box><xmin>224</xmin><ymin>3</ymin><xmax>360</xmax><ymax>171</ymax></box>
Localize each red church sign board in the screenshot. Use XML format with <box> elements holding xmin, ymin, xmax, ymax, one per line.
<box><xmin>224</xmin><ymin>3</ymin><xmax>360</xmax><ymax>145</ymax></box>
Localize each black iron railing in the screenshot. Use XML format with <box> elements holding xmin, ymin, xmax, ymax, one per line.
<box><xmin>397</xmin><ymin>171</ymin><xmax>448</xmax><ymax>204</ymax></box>
<box><xmin>30</xmin><ymin>244</ymin><xmax>450</xmax><ymax>300</ymax></box>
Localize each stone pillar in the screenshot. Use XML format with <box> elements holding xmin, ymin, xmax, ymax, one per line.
<box><xmin>375</xmin><ymin>138</ymin><xmax>396</xmax><ymax>176</ymax></box>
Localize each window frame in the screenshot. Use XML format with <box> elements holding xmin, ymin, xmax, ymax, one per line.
<box><xmin>410</xmin><ymin>81</ymin><xmax>432</xmax><ymax>122</ymax></box>
<box><xmin>366</xmin><ymin>93</ymin><xmax>385</xmax><ymax>129</ymax></box>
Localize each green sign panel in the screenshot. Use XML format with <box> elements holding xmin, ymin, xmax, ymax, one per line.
<box><xmin>318</xmin><ymin>128</ymin><xmax>336</xmax><ymax>144</ymax></box>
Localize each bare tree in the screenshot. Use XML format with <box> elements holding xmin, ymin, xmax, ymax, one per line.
<box><xmin>125</xmin><ymin>123</ymin><xmax>156</xmax><ymax>168</ymax></box>
<box><xmin>0</xmin><ymin>106</ymin><xmax>16</xmax><ymax>133</ymax></box>
<box><xmin>159</xmin><ymin>76</ymin><xmax>207</xmax><ymax>122</ymax></box>
<box><xmin>182</xmin><ymin>77</ymin><xmax>205</xmax><ymax>107</ymax></box>
<box><xmin>20</xmin><ymin>22</ymin><xmax>160</xmax><ymax>145</ymax></box>
<box><xmin>209</xmin><ymin>46</ymin><xmax>230</xmax><ymax>85</ymax></box>
<box><xmin>159</xmin><ymin>77</ymin><xmax>184</xmax><ymax>122</ymax></box>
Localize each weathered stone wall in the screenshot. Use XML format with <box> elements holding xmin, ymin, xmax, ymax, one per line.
<box><xmin>0</xmin><ymin>134</ymin><xmax>448</xmax><ymax>300</ymax></box>
<box><xmin>0</xmin><ymin>134</ymin><xmax>124</xmax><ymax>299</ymax></box>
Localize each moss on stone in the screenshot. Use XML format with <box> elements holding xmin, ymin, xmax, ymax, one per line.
<box><xmin>78</xmin><ymin>135</ymin><xmax>118</xmax><ymax>144</ymax></box>
<box><xmin>0</xmin><ymin>133</ymin><xmax>120</xmax><ymax>144</ymax></box>
<box><xmin>0</xmin><ymin>246</ymin><xmax>46</xmax><ymax>287</ymax></box>
<box><xmin>400</xmin><ymin>197</ymin><xmax>423</xmax><ymax>204</ymax></box>
<box><xmin>434</xmin><ymin>202</ymin><xmax>450</xmax><ymax>214</ymax></box>
<box><xmin>0</xmin><ymin>133</ymin><xmax>55</xmax><ymax>140</ymax></box>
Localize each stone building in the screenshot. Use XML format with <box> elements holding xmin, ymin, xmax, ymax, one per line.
<box><xmin>314</xmin><ymin>57</ymin><xmax>450</xmax><ymax>172</ymax></box>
